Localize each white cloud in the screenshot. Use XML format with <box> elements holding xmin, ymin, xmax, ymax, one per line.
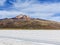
<box><xmin>0</xmin><ymin>11</ymin><xmax>26</xmax><ymax>19</ymax></box>
<box><xmin>48</xmin><ymin>16</ymin><xmax>60</xmax><ymax>22</ymax></box>
<box><xmin>20</xmin><ymin>3</ymin><xmax>60</xmax><ymax>21</ymax></box>
<box><xmin>0</xmin><ymin>0</ymin><xmax>6</xmax><ymax>6</ymax></box>
<box><xmin>12</xmin><ymin>0</ymin><xmax>37</xmax><ymax>9</ymax></box>
<box><xmin>0</xmin><ymin>0</ymin><xmax>60</xmax><ymax>21</ymax></box>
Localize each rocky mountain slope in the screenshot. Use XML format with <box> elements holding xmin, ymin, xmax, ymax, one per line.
<box><xmin>0</xmin><ymin>14</ymin><xmax>60</xmax><ymax>29</ymax></box>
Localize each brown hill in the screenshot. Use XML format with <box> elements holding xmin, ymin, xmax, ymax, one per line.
<box><xmin>0</xmin><ymin>14</ymin><xmax>60</xmax><ymax>29</ymax></box>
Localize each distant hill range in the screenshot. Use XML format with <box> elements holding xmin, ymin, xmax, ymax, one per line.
<box><xmin>0</xmin><ymin>14</ymin><xmax>60</xmax><ymax>29</ymax></box>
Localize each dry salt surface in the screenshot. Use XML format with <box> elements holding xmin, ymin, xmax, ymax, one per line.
<box><xmin>0</xmin><ymin>38</ymin><xmax>55</xmax><ymax>45</ymax></box>
<box><xmin>0</xmin><ymin>30</ymin><xmax>59</xmax><ymax>45</ymax></box>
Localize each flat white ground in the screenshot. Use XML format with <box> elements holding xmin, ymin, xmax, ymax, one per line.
<box><xmin>0</xmin><ymin>38</ymin><xmax>54</xmax><ymax>45</ymax></box>
<box><xmin>0</xmin><ymin>30</ymin><xmax>59</xmax><ymax>45</ymax></box>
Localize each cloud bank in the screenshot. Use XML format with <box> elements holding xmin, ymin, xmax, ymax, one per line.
<box><xmin>0</xmin><ymin>0</ymin><xmax>6</xmax><ymax>6</ymax></box>
<box><xmin>0</xmin><ymin>0</ymin><xmax>60</xmax><ymax>22</ymax></box>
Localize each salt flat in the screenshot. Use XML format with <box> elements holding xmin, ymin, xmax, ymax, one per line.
<box><xmin>0</xmin><ymin>30</ymin><xmax>59</xmax><ymax>45</ymax></box>
<box><xmin>0</xmin><ymin>38</ymin><xmax>55</xmax><ymax>45</ymax></box>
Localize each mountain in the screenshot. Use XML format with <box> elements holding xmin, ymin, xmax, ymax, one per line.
<box><xmin>0</xmin><ymin>14</ymin><xmax>60</xmax><ymax>29</ymax></box>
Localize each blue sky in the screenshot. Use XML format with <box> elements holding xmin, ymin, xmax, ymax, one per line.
<box><xmin>0</xmin><ymin>0</ymin><xmax>60</xmax><ymax>22</ymax></box>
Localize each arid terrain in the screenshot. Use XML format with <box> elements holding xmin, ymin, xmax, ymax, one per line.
<box><xmin>0</xmin><ymin>14</ymin><xmax>60</xmax><ymax>29</ymax></box>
